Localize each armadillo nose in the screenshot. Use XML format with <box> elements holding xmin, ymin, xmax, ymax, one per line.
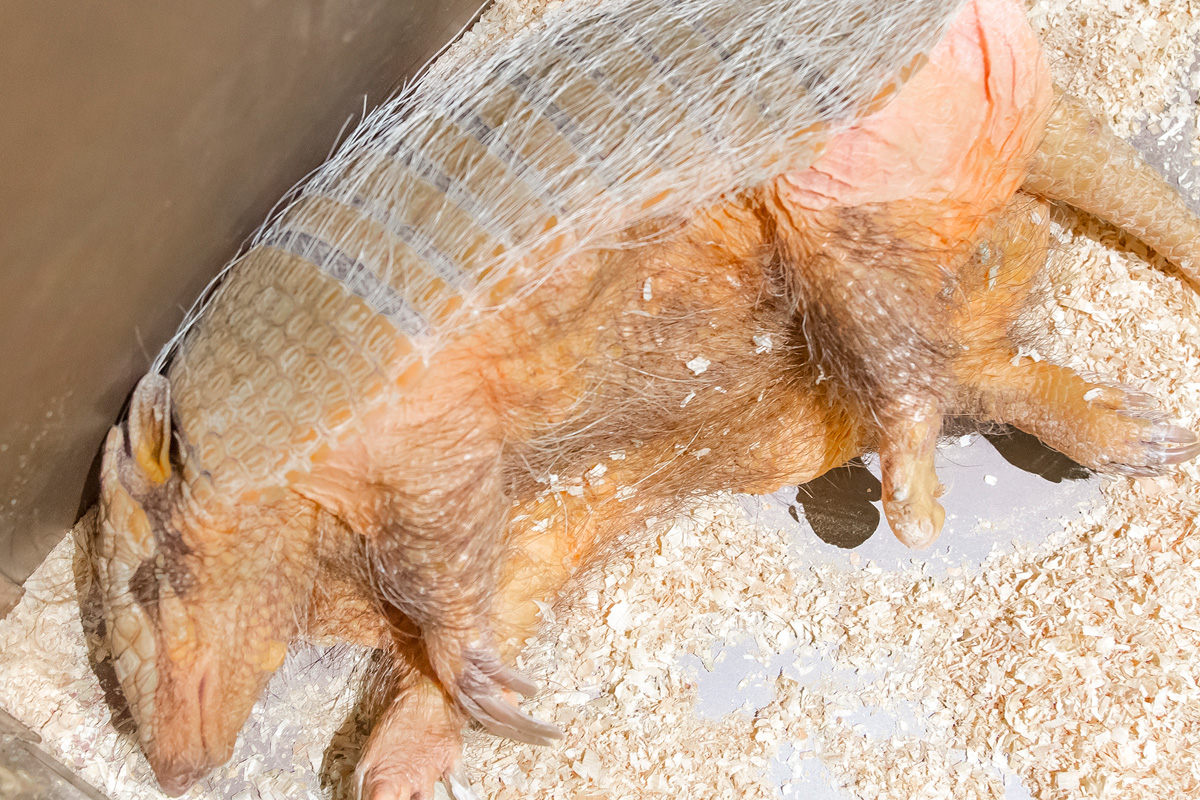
<box><xmin>149</xmin><ymin>661</ymin><xmax>224</xmax><ymax>795</ymax></box>
<box><xmin>153</xmin><ymin>761</ymin><xmax>208</xmax><ymax>797</ymax></box>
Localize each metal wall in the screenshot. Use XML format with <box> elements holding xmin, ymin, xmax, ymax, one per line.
<box><xmin>0</xmin><ymin>0</ymin><xmax>488</xmax><ymax>591</ymax></box>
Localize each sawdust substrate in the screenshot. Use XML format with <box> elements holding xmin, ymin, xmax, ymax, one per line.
<box><xmin>3</xmin><ymin>1</ymin><xmax>1200</xmax><ymax>799</ymax></box>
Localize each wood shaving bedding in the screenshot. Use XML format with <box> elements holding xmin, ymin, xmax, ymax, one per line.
<box><xmin>3</xmin><ymin>1</ymin><xmax>1200</xmax><ymax>799</ymax></box>
<box><xmin>1030</xmin><ymin>0</ymin><xmax>1200</xmax><ymax>205</ymax></box>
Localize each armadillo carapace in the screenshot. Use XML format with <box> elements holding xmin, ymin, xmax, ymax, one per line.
<box><xmin>86</xmin><ymin>0</ymin><xmax>1200</xmax><ymax>796</ymax></box>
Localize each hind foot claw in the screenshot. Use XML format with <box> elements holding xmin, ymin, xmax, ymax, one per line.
<box><xmin>1097</xmin><ymin>414</ymin><xmax>1200</xmax><ymax>477</ymax></box>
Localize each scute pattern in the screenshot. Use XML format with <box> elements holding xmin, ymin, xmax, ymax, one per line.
<box><xmin>169</xmin><ymin>250</ymin><xmax>397</xmax><ymax>491</ymax></box>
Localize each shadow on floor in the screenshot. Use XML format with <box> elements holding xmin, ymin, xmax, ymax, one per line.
<box><xmin>790</xmin><ymin>428</ymin><xmax>1091</xmax><ymax>549</ymax></box>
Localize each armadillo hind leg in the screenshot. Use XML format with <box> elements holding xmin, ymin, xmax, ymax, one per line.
<box><xmin>770</xmin><ymin>205</ymin><xmax>958</xmax><ymax>549</ymax></box>
<box><xmin>974</xmin><ymin>361</ymin><xmax>1200</xmax><ymax>476</ymax></box>
<box><xmin>1025</xmin><ymin>90</ymin><xmax>1200</xmax><ymax>286</ymax></box>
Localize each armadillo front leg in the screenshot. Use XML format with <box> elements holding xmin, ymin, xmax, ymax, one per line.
<box><xmin>1025</xmin><ymin>90</ymin><xmax>1200</xmax><ymax>284</ymax></box>
<box><xmin>360</xmin><ymin>435</ymin><xmax>561</xmax><ymax>746</ymax></box>
<box><xmin>353</xmin><ymin>638</ymin><xmax>497</xmax><ymax>800</ymax></box>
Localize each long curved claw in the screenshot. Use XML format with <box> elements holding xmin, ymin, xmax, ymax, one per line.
<box><xmin>461</xmin><ymin>691</ymin><xmax>564</xmax><ymax>746</ymax></box>
<box><xmin>879</xmin><ymin>399</ymin><xmax>945</xmax><ymax>549</ymax></box>
<box><xmin>1105</xmin><ymin>418</ymin><xmax>1200</xmax><ymax>477</ymax></box>
<box><xmin>483</xmin><ymin>662</ymin><xmax>539</xmax><ymax>697</ymax></box>
<box><xmin>449</xmin><ymin>645</ymin><xmax>564</xmax><ymax>745</ymax></box>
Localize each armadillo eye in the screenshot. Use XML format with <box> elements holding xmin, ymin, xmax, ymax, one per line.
<box><xmin>169</xmin><ymin>429</ymin><xmax>185</xmax><ymax>475</ymax></box>
<box><xmin>120</xmin><ymin>417</ymin><xmax>134</xmax><ymax>459</ymax></box>
<box><xmin>129</xmin><ymin>557</ymin><xmax>160</xmax><ymax>616</ymax></box>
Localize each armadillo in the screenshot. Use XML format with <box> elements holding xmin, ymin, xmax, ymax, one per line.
<box><xmin>81</xmin><ymin>0</ymin><xmax>1200</xmax><ymax>796</ymax></box>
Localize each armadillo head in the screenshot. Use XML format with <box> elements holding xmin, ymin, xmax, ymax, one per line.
<box><xmin>92</xmin><ymin>373</ymin><xmax>317</xmax><ymax>795</ymax></box>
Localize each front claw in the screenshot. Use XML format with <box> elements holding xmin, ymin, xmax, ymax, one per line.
<box><xmin>879</xmin><ymin>399</ymin><xmax>946</xmax><ymax>549</ymax></box>
<box><xmin>456</xmin><ymin>646</ymin><xmax>564</xmax><ymax>745</ymax></box>
<box><xmin>424</xmin><ymin>628</ymin><xmax>563</xmax><ymax>746</ymax></box>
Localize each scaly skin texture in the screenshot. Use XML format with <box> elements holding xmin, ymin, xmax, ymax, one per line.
<box><xmin>83</xmin><ymin>0</ymin><xmax>1200</xmax><ymax>797</ymax></box>
<box><xmin>1025</xmin><ymin>90</ymin><xmax>1200</xmax><ymax>285</ymax></box>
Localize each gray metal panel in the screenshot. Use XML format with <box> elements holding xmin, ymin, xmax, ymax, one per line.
<box><xmin>0</xmin><ymin>0</ymin><xmax>488</xmax><ymax>586</ymax></box>
<box><xmin>0</xmin><ymin>709</ymin><xmax>109</xmax><ymax>800</ymax></box>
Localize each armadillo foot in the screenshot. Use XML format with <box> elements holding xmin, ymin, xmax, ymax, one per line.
<box><xmin>354</xmin><ymin>677</ymin><xmax>465</xmax><ymax>800</ymax></box>
<box><xmin>971</xmin><ymin>358</ymin><xmax>1200</xmax><ymax>476</ymax></box>
<box><xmin>878</xmin><ymin>398</ymin><xmax>946</xmax><ymax>549</ymax></box>
<box><xmin>1067</xmin><ymin>386</ymin><xmax>1200</xmax><ymax>475</ymax></box>
<box><xmin>1063</xmin><ymin>397</ymin><xmax>1200</xmax><ymax>477</ymax></box>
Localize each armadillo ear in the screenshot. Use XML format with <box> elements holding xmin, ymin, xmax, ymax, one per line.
<box><xmin>128</xmin><ymin>373</ymin><xmax>173</xmax><ymax>485</ymax></box>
